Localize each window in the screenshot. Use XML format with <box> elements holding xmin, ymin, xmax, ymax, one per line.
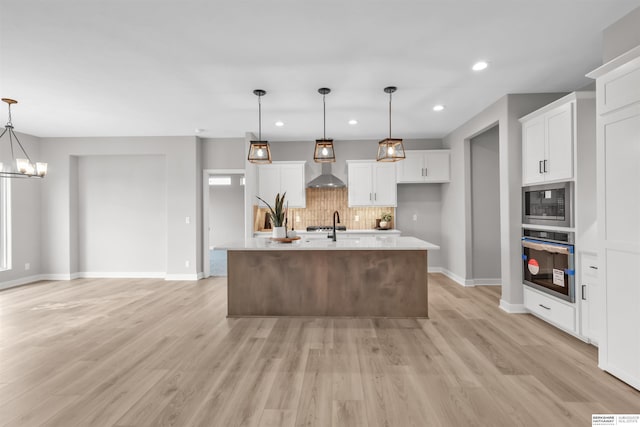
<box><xmin>208</xmin><ymin>176</ymin><xmax>232</xmax><ymax>186</ymax></box>
<box><xmin>0</xmin><ymin>178</ymin><xmax>10</xmax><ymax>271</ymax></box>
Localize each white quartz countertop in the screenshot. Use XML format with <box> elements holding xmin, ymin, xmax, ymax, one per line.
<box><xmin>254</xmin><ymin>229</ymin><xmax>401</xmax><ymax>236</ymax></box>
<box><xmin>222</xmin><ymin>236</ymin><xmax>440</xmax><ymax>251</ymax></box>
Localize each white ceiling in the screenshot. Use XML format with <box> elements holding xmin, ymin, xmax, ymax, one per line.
<box><xmin>1</xmin><ymin>1</ymin><xmax>639</xmax><ymax>141</ymax></box>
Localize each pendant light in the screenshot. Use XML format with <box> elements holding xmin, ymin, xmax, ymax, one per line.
<box><xmin>376</xmin><ymin>86</ymin><xmax>405</xmax><ymax>162</ymax></box>
<box><xmin>0</xmin><ymin>98</ymin><xmax>47</xmax><ymax>178</ymax></box>
<box><xmin>314</xmin><ymin>88</ymin><xmax>335</xmax><ymax>163</ymax></box>
<box><xmin>248</xmin><ymin>89</ymin><xmax>272</xmax><ymax>164</ymax></box>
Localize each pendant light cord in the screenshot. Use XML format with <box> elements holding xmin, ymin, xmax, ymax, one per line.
<box><xmin>258</xmin><ymin>93</ymin><xmax>262</xmax><ymax>140</ymax></box>
<box><xmin>323</xmin><ymin>94</ymin><xmax>326</xmax><ymax>139</ymax></box>
<box><xmin>6</xmin><ymin>103</ymin><xmax>12</xmax><ymax>127</ymax></box>
<box><xmin>388</xmin><ymin>92</ymin><xmax>392</xmax><ymax>139</ymax></box>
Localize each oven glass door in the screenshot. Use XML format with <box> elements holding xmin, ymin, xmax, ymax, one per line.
<box><xmin>522</xmin><ymin>239</ymin><xmax>574</xmax><ymax>302</ymax></box>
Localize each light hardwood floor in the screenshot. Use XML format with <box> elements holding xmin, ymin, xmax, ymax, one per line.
<box><xmin>0</xmin><ymin>274</ymin><xmax>639</xmax><ymax>426</ymax></box>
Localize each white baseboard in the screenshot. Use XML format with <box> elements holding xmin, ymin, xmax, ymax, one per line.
<box><xmin>197</xmin><ymin>272</ymin><xmax>205</xmax><ymax>280</ymax></box>
<box><xmin>0</xmin><ymin>274</ymin><xmax>48</xmax><ymax>291</ymax></box>
<box><xmin>473</xmin><ymin>278</ymin><xmax>502</xmax><ymax>286</ymax></box>
<box><xmin>75</xmin><ymin>272</ymin><xmax>166</xmax><ymax>279</ymax></box>
<box><xmin>434</xmin><ymin>268</ymin><xmax>474</xmax><ymax>287</ymax></box>
<box><xmin>499</xmin><ymin>299</ymin><xmax>528</xmax><ymax>314</ymax></box>
<box><xmin>165</xmin><ymin>273</ymin><xmax>201</xmax><ymax>281</ymax></box>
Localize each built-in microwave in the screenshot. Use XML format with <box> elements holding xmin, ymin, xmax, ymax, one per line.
<box><xmin>522</xmin><ymin>182</ymin><xmax>573</xmax><ymax>228</ymax></box>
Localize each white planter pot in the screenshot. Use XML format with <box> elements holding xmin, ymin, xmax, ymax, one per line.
<box><xmin>272</xmin><ymin>227</ymin><xmax>286</xmax><ymax>238</ymax></box>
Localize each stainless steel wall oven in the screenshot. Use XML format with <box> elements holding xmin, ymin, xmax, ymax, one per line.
<box><xmin>522</xmin><ymin>182</ymin><xmax>573</xmax><ymax>228</ymax></box>
<box><xmin>522</xmin><ymin>229</ymin><xmax>575</xmax><ymax>302</ymax></box>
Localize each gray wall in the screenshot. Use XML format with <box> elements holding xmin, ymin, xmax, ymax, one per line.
<box><xmin>603</xmin><ymin>6</ymin><xmax>640</xmax><ymax>62</ymax></box>
<box><xmin>470</xmin><ymin>125</ymin><xmax>501</xmax><ymax>281</ymax></box>
<box><xmin>201</xmin><ymin>137</ymin><xmax>246</xmax><ymax>169</ymax></box>
<box><xmin>39</xmin><ymin>136</ymin><xmax>201</xmax><ymax>279</ymax></box>
<box><xmin>0</xmin><ymin>132</ymin><xmax>42</xmax><ymax>288</ymax></box>
<box><xmin>209</xmin><ymin>174</ymin><xmax>245</xmax><ymax>248</ymax></box>
<box><xmin>77</xmin><ymin>155</ymin><xmax>166</xmax><ymax>274</ymax></box>
<box><xmin>442</xmin><ymin>93</ymin><xmax>566</xmax><ymax>309</ymax></box>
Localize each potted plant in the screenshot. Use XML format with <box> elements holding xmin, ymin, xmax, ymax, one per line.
<box><xmin>257</xmin><ymin>192</ymin><xmax>287</xmax><ymax>238</ymax></box>
<box><xmin>379</xmin><ymin>212</ymin><xmax>392</xmax><ymax>229</ymax></box>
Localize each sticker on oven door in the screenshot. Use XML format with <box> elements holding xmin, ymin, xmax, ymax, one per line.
<box><xmin>528</xmin><ymin>259</ymin><xmax>539</xmax><ymax>275</ymax></box>
<box><xmin>553</xmin><ymin>269</ymin><xmax>565</xmax><ymax>287</ymax></box>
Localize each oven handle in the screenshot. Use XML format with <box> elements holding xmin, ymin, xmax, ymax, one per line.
<box><xmin>522</xmin><ymin>239</ymin><xmax>571</xmax><ymax>255</ymax></box>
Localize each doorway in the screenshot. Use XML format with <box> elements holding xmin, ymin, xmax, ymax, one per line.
<box><xmin>470</xmin><ymin>125</ymin><xmax>502</xmax><ymax>285</ymax></box>
<box><xmin>203</xmin><ymin>170</ymin><xmax>245</xmax><ymax>277</ymax></box>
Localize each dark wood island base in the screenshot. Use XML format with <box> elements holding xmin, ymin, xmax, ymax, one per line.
<box><xmin>227</xmin><ymin>249</ymin><xmax>428</xmax><ymax>318</ymax></box>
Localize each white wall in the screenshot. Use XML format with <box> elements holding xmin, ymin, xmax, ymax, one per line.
<box><xmin>470</xmin><ymin>125</ymin><xmax>501</xmax><ymax>281</ymax></box>
<box><xmin>442</xmin><ymin>93</ymin><xmax>566</xmax><ymax>309</ymax></box>
<box><xmin>39</xmin><ymin>136</ymin><xmax>201</xmax><ymax>280</ymax></box>
<box><xmin>77</xmin><ymin>155</ymin><xmax>166</xmax><ymax>274</ymax></box>
<box><xmin>0</xmin><ymin>132</ymin><xmax>43</xmax><ymax>288</ymax></box>
<box><xmin>209</xmin><ymin>174</ymin><xmax>245</xmax><ymax>247</ymax></box>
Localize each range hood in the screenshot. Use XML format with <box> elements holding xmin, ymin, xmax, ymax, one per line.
<box><xmin>307</xmin><ymin>163</ymin><xmax>346</xmax><ymax>188</ymax></box>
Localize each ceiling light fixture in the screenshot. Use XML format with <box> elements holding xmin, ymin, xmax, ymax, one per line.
<box><xmin>433</xmin><ymin>105</ymin><xmax>445</xmax><ymax>112</ymax></box>
<box><xmin>348</xmin><ymin>119</ymin><xmax>358</xmax><ymax>125</ymax></box>
<box><xmin>275</xmin><ymin>120</ymin><xmax>284</xmax><ymax>127</ymax></box>
<box><xmin>376</xmin><ymin>86</ymin><xmax>405</xmax><ymax>162</ymax></box>
<box><xmin>0</xmin><ymin>98</ymin><xmax>47</xmax><ymax>178</ymax></box>
<box><xmin>313</xmin><ymin>88</ymin><xmax>335</xmax><ymax>163</ymax></box>
<box><xmin>472</xmin><ymin>61</ymin><xmax>488</xmax><ymax>71</ymax></box>
<box><xmin>247</xmin><ymin>89</ymin><xmax>272</xmax><ymax>164</ymax></box>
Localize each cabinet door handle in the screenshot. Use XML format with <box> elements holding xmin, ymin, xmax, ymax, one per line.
<box><xmin>589</xmin><ymin>266</ymin><xmax>598</xmax><ymax>270</ymax></box>
<box><xmin>539</xmin><ymin>304</ymin><xmax>551</xmax><ymax>310</ymax></box>
<box><xmin>374</xmin><ymin>193</ymin><xmax>377</xmax><ymax>201</ymax></box>
<box><xmin>582</xmin><ymin>285</ymin><xmax>587</xmax><ymax>300</ymax></box>
<box><xmin>421</xmin><ymin>168</ymin><xmax>424</xmax><ymax>176</ymax></box>
<box><xmin>425</xmin><ymin>168</ymin><xmax>428</xmax><ymax>176</ymax></box>
<box><xmin>369</xmin><ymin>193</ymin><xmax>372</xmax><ymax>201</ymax></box>
<box><xmin>543</xmin><ymin>159</ymin><xmax>548</xmax><ymax>173</ymax></box>
<box><xmin>539</xmin><ymin>160</ymin><xmax>543</xmax><ymax>174</ymax></box>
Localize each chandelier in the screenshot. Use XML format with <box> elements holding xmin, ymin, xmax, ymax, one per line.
<box><xmin>0</xmin><ymin>98</ymin><xmax>47</xmax><ymax>178</ymax></box>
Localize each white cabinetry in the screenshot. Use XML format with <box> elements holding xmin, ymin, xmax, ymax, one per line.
<box><xmin>524</xmin><ymin>286</ymin><xmax>576</xmax><ymax>333</ymax></box>
<box><xmin>257</xmin><ymin>161</ymin><xmax>306</xmax><ymax>208</ymax></box>
<box><xmin>396</xmin><ymin>150</ymin><xmax>450</xmax><ymax>183</ymax></box>
<box><xmin>579</xmin><ymin>252</ymin><xmax>600</xmax><ymax>345</ymax></box>
<box><xmin>521</xmin><ymin>99</ymin><xmax>574</xmax><ymax>185</ymax></box>
<box><xmin>587</xmin><ymin>48</ymin><xmax>640</xmax><ymax>390</ymax></box>
<box><xmin>347</xmin><ymin>161</ymin><xmax>397</xmax><ymax>207</ymax></box>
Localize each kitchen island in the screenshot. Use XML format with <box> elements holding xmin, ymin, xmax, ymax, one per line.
<box><xmin>224</xmin><ymin>236</ymin><xmax>439</xmax><ymax>318</ymax></box>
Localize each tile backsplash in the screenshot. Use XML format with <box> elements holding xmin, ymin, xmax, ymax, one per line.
<box><xmin>254</xmin><ymin>188</ymin><xmax>395</xmax><ymax>231</ymax></box>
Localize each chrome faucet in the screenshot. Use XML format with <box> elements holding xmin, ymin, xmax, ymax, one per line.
<box><xmin>332</xmin><ymin>210</ymin><xmax>341</xmax><ymax>242</ymax></box>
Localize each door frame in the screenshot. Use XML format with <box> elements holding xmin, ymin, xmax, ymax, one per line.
<box><xmin>202</xmin><ymin>168</ymin><xmax>245</xmax><ymax>278</ymax></box>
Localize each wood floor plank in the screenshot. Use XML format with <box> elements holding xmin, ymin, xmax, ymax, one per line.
<box><xmin>0</xmin><ymin>274</ymin><xmax>638</xmax><ymax>427</ymax></box>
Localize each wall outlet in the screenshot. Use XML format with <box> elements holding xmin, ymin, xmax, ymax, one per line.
<box><xmin>24</xmin><ymin>263</ymin><xmax>30</xmax><ymax>271</ymax></box>
<box><xmin>185</xmin><ymin>216</ymin><xmax>191</xmax><ymax>224</ymax></box>
<box><xmin>185</xmin><ymin>260</ymin><xmax>190</xmax><ymax>268</ymax></box>
<box><xmin>412</xmin><ymin>214</ymin><xmax>418</xmax><ymax>221</ymax></box>
<box><xmin>354</xmin><ymin>215</ymin><xmax>360</xmax><ymax>222</ymax></box>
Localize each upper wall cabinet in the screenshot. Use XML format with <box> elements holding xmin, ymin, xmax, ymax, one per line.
<box><xmin>257</xmin><ymin>161</ymin><xmax>306</xmax><ymax>208</ymax></box>
<box><xmin>396</xmin><ymin>150</ymin><xmax>451</xmax><ymax>183</ymax></box>
<box><xmin>347</xmin><ymin>160</ymin><xmax>397</xmax><ymax>207</ymax></box>
<box><xmin>521</xmin><ymin>101</ymin><xmax>574</xmax><ymax>185</ymax></box>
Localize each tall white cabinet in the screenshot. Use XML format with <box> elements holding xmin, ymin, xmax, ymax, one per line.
<box><xmin>587</xmin><ymin>46</ymin><xmax>640</xmax><ymax>390</ymax></box>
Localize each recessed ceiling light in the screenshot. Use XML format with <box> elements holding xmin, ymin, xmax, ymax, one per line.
<box><xmin>275</xmin><ymin>121</ymin><xmax>284</xmax><ymax>127</ymax></box>
<box><xmin>348</xmin><ymin>119</ymin><xmax>358</xmax><ymax>125</ymax></box>
<box><xmin>433</xmin><ymin>105</ymin><xmax>445</xmax><ymax>112</ymax></box>
<box><xmin>194</xmin><ymin>128</ymin><xmax>204</xmax><ymax>134</ymax></box>
<box><xmin>472</xmin><ymin>61</ymin><xmax>488</xmax><ymax>71</ymax></box>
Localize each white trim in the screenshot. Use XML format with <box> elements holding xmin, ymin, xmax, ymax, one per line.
<box><xmin>165</xmin><ymin>273</ymin><xmax>200</xmax><ymax>281</ymax></box>
<box><xmin>436</xmin><ymin>268</ymin><xmax>474</xmax><ymax>287</ymax></box>
<box><xmin>0</xmin><ymin>274</ymin><xmax>48</xmax><ymax>290</ymax></box>
<box><xmin>75</xmin><ymin>272</ymin><xmax>165</xmax><ymax>279</ymax></box>
<box><xmin>499</xmin><ymin>299</ymin><xmax>528</xmax><ymax>314</ymax></box>
<box><xmin>472</xmin><ymin>278</ymin><xmax>502</xmax><ymax>286</ymax></box>
<box><xmin>586</xmin><ymin>44</ymin><xmax>640</xmax><ymax>79</ymax></box>
<box><xmin>197</xmin><ymin>272</ymin><xmax>204</xmax><ymax>280</ymax></box>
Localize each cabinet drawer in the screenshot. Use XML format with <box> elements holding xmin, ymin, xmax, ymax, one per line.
<box><xmin>524</xmin><ymin>287</ymin><xmax>575</xmax><ymax>332</ymax></box>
